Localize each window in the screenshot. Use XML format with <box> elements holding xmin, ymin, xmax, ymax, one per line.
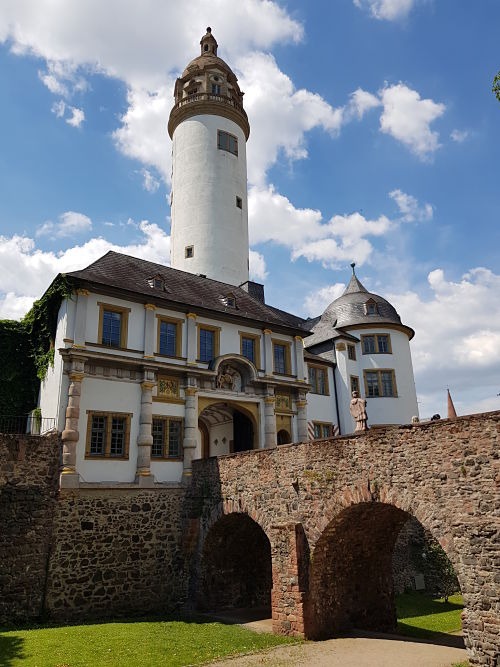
<box><xmin>220</xmin><ymin>294</ymin><xmax>236</xmax><ymax>308</ymax></box>
<box><xmin>148</xmin><ymin>276</ymin><xmax>165</xmax><ymax>290</ymax></box>
<box><xmin>240</xmin><ymin>333</ymin><xmax>260</xmax><ymax>366</ymax></box>
<box><xmin>157</xmin><ymin>317</ymin><xmax>182</xmax><ymax>357</ymax></box>
<box><xmin>151</xmin><ymin>417</ymin><xmax>183</xmax><ymax>459</ymax></box>
<box><xmin>313</xmin><ymin>422</ymin><xmax>333</xmax><ymax>439</ymax></box>
<box><xmin>185</xmin><ymin>245</ymin><xmax>194</xmax><ymax>258</ymax></box>
<box><xmin>364</xmin><ymin>369</ymin><xmax>397</xmax><ymax>397</ymax></box>
<box><xmin>365</xmin><ymin>299</ymin><xmax>379</xmax><ymax>315</ymax></box>
<box><xmin>217</xmin><ymin>130</ymin><xmax>238</xmax><ymax>156</ymax></box>
<box><xmin>347</xmin><ymin>344</ymin><xmax>356</xmax><ymax>360</ymax></box>
<box><xmin>85</xmin><ymin>412</ymin><xmax>131</xmax><ymax>458</ymax></box>
<box><xmin>272</xmin><ymin>340</ymin><xmax>292</xmax><ymax>375</ymax></box>
<box><xmin>211</xmin><ymin>83</ymin><xmax>221</xmax><ymax>95</ymax></box>
<box><xmin>361</xmin><ymin>334</ymin><xmax>392</xmax><ymax>354</ymax></box>
<box><xmin>98</xmin><ymin>303</ymin><xmax>130</xmax><ymax>348</ymax></box>
<box><xmin>308</xmin><ymin>365</ymin><xmax>329</xmax><ymax>395</ymax></box>
<box><xmin>198</xmin><ymin>325</ymin><xmax>220</xmax><ymax>362</ymax></box>
<box><xmin>350</xmin><ymin>375</ymin><xmax>360</xmax><ymax>395</ymax></box>
<box><xmin>236</xmin><ymin>196</ymin><xmax>242</xmax><ymax>209</ymax></box>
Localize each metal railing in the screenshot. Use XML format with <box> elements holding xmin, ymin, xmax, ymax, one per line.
<box><xmin>0</xmin><ymin>415</ymin><xmax>56</xmax><ymax>435</ymax></box>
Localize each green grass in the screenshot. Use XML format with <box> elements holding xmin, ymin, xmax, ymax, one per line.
<box><xmin>396</xmin><ymin>592</ymin><xmax>464</xmax><ymax>640</ymax></box>
<box><xmin>0</xmin><ymin>617</ymin><xmax>299</xmax><ymax>667</ymax></box>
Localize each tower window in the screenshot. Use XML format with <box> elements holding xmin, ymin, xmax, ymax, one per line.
<box><xmin>204</xmin><ymin>44</ymin><xmax>208</xmax><ymax>52</ymax></box>
<box><xmin>217</xmin><ymin>130</ymin><xmax>238</xmax><ymax>156</ymax></box>
<box><xmin>185</xmin><ymin>245</ymin><xmax>194</xmax><ymax>258</ymax></box>
<box><xmin>211</xmin><ymin>83</ymin><xmax>221</xmax><ymax>95</ymax></box>
<box><xmin>236</xmin><ymin>196</ymin><xmax>242</xmax><ymax>209</ymax></box>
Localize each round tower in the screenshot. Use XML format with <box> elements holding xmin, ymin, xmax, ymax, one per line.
<box><xmin>168</xmin><ymin>28</ymin><xmax>250</xmax><ymax>286</ymax></box>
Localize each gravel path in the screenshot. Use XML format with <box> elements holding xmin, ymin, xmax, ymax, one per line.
<box><xmin>207</xmin><ymin>633</ymin><xmax>467</xmax><ymax>667</ymax></box>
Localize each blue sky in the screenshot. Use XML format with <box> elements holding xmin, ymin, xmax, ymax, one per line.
<box><xmin>0</xmin><ymin>0</ymin><xmax>499</xmax><ymax>418</ymax></box>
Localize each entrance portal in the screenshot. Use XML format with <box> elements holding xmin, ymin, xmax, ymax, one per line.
<box><xmin>233</xmin><ymin>410</ymin><xmax>253</xmax><ymax>452</ymax></box>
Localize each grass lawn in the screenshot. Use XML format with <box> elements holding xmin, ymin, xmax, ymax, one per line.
<box><xmin>0</xmin><ymin>617</ymin><xmax>299</xmax><ymax>667</ymax></box>
<box><xmin>396</xmin><ymin>592</ymin><xmax>464</xmax><ymax>640</ymax></box>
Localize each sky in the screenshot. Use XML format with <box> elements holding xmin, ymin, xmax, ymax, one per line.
<box><xmin>0</xmin><ymin>0</ymin><xmax>499</xmax><ymax>419</ymax></box>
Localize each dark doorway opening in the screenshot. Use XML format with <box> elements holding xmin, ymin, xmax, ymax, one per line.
<box><xmin>233</xmin><ymin>410</ymin><xmax>253</xmax><ymax>452</ymax></box>
<box><xmin>277</xmin><ymin>429</ymin><xmax>291</xmax><ymax>445</ymax></box>
<box><xmin>198</xmin><ymin>513</ymin><xmax>272</xmax><ymax>613</ymax></box>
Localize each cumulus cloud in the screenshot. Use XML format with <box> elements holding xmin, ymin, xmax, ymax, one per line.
<box><xmin>450</xmin><ymin>129</ymin><xmax>469</xmax><ymax>143</ymax></box>
<box><xmin>345</xmin><ymin>88</ymin><xmax>381</xmax><ymax>120</ymax></box>
<box><xmin>379</xmin><ymin>83</ymin><xmax>445</xmax><ymax>159</ymax></box>
<box><xmin>140</xmin><ymin>168</ymin><xmax>161</xmax><ymax>193</ymax></box>
<box><xmin>249</xmin><ymin>185</ymin><xmax>393</xmax><ymax>269</ymax></box>
<box><xmin>249</xmin><ymin>250</ymin><xmax>268</xmax><ymax>281</ymax></box>
<box><xmin>389</xmin><ymin>267</ymin><xmax>500</xmax><ymax>416</ymax></box>
<box><xmin>36</xmin><ymin>211</ymin><xmax>93</xmax><ymax>238</ymax></box>
<box><xmin>354</xmin><ymin>0</ymin><xmax>417</xmax><ymax>21</ymax></box>
<box><xmin>389</xmin><ymin>189</ymin><xmax>433</xmax><ymax>222</ymax></box>
<box><xmin>66</xmin><ymin>106</ymin><xmax>85</xmax><ymax>127</ymax></box>
<box><xmin>0</xmin><ymin>221</ymin><xmax>170</xmax><ymax>319</ymax></box>
<box><xmin>239</xmin><ymin>53</ymin><xmax>344</xmax><ymax>185</ymax></box>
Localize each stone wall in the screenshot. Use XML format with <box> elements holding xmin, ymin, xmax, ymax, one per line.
<box><xmin>45</xmin><ymin>487</ymin><xmax>188</xmax><ymax>620</ymax></box>
<box><xmin>188</xmin><ymin>411</ymin><xmax>500</xmax><ymax>666</ymax></box>
<box><xmin>0</xmin><ymin>432</ymin><xmax>60</xmax><ymax>623</ymax></box>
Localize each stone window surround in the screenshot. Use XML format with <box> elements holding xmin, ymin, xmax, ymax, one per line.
<box><xmin>151</xmin><ymin>416</ymin><xmax>184</xmax><ymax>461</ymax></box>
<box><xmin>312</xmin><ymin>421</ymin><xmax>334</xmax><ymax>438</ymax></box>
<box><xmin>363</xmin><ymin>368</ymin><xmax>398</xmax><ymax>398</ymax></box>
<box><xmin>97</xmin><ymin>302</ymin><xmax>130</xmax><ymax>349</ymax></box>
<box><xmin>85</xmin><ymin>410</ymin><xmax>132</xmax><ymax>460</ymax></box>
<box><xmin>308</xmin><ymin>364</ymin><xmax>329</xmax><ymax>396</ymax></box>
<box><xmin>347</xmin><ymin>343</ymin><xmax>357</xmax><ymax>361</ymax></box>
<box><xmin>350</xmin><ymin>375</ymin><xmax>360</xmax><ymax>395</ymax></box>
<box><xmin>272</xmin><ymin>339</ymin><xmax>293</xmax><ymax>377</ymax></box>
<box><xmin>197</xmin><ymin>323</ymin><xmax>221</xmax><ymax>362</ymax></box>
<box><xmin>361</xmin><ymin>333</ymin><xmax>392</xmax><ymax>355</ymax></box>
<box><xmin>156</xmin><ymin>315</ymin><xmax>184</xmax><ymax>358</ymax></box>
<box><xmin>239</xmin><ymin>331</ymin><xmax>261</xmax><ymax>368</ymax></box>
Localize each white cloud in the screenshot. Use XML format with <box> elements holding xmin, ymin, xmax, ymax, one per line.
<box><xmin>51</xmin><ymin>100</ymin><xmax>66</xmax><ymax>118</ymax></box>
<box><xmin>450</xmin><ymin>129</ymin><xmax>469</xmax><ymax>143</ymax></box>
<box><xmin>239</xmin><ymin>53</ymin><xmax>344</xmax><ymax>185</ymax></box>
<box><xmin>0</xmin><ymin>220</ymin><xmax>171</xmax><ymax>319</ymax></box>
<box><xmin>249</xmin><ymin>250</ymin><xmax>267</xmax><ymax>281</ymax></box>
<box><xmin>66</xmin><ymin>106</ymin><xmax>85</xmax><ymax>127</ymax></box>
<box><xmin>389</xmin><ymin>267</ymin><xmax>500</xmax><ymax>415</ymax></box>
<box><xmin>345</xmin><ymin>88</ymin><xmax>381</xmax><ymax>120</ymax></box>
<box><xmin>379</xmin><ymin>83</ymin><xmax>445</xmax><ymax>159</ymax></box>
<box><xmin>354</xmin><ymin>0</ymin><xmax>417</xmax><ymax>21</ymax></box>
<box><xmin>140</xmin><ymin>169</ymin><xmax>160</xmax><ymax>193</ymax></box>
<box><xmin>36</xmin><ymin>211</ymin><xmax>92</xmax><ymax>238</ymax></box>
<box><xmin>304</xmin><ymin>283</ymin><xmax>347</xmax><ymax>317</ymax></box>
<box><xmin>389</xmin><ymin>189</ymin><xmax>433</xmax><ymax>222</ymax></box>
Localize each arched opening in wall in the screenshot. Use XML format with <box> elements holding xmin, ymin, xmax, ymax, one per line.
<box><xmin>306</xmin><ymin>502</ymin><xmax>463</xmax><ymax>641</ymax></box>
<box><xmin>198</xmin><ymin>401</ymin><xmax>257</xmax><ymax>456</ymax></box>
<box><xmin>198</xmin><ymin>513</ymin><xmax>272</xmax><ymax>615</ymax></box>
<box><xmin>277</xmin><ymin>429</ymin><xmax>291</xmax><ymax>445</ymax></box>
<box><xmin>233</xmin><ymin>410</ymin><xmax>253</xmax><ymax>453</ymax></box>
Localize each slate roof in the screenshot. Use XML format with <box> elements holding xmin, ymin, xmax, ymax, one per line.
<box><xmin>305</xmin><ymin>270</ymin><xmax>414</xmax><ymax>348</ymax></box>
<box><xmin>65</xmin><ymin>251</ymin><xmax>311</xmax><ymax>335</ymax></box>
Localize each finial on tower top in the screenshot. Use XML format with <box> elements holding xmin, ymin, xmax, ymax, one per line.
<box><xmin>350</xmin><ymin>262</ymin><xmax>356</xmax><ymax>274</ymax></box>
<box><xmin>200</xmin><ymin>27</ymin><xmax>218</xmax><ymax>56</ymax></box>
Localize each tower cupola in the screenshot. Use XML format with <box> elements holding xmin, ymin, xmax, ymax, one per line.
<box><xmin>200</xmin><ymin>27</ymin><xmax>218</xmax><ymax>55</ymax></box>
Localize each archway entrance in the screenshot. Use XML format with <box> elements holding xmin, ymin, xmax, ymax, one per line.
<box><xmin>277</xmin><ymin>429</ymin><xmax>291</xmax><ymax>445</ymax></box>
<box><xmin>198</xmin><ymin>513</ymin><xmax>272</xmax><ymax>613</ymax></box>
<box><xmin>198</xmin><ymin>401</ymin><xmax>257</xmax><ymax>456</ymax></box>
<box><xmin>305</xmin><ymin>502</ymin><xmax>462</xmax><ymax>641</ymax></box>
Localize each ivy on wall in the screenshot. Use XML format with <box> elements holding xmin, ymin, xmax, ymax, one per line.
<box><xmin>0</xmin><ymin>274</ymin><xmax>74</xmax><ymax>416</ymax></box>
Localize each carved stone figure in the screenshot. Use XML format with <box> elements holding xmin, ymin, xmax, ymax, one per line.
<box><xmin>216</xmin><ymin>365</ymin><xmax>238</xmax><ymax>390</ymax></box>
<box><xmin>350</xmin><ymin>391</ymin><xmax>369</xmax><ymax>432</ymax></box>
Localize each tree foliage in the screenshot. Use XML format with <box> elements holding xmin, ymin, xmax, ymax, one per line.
<box><xmin>493</xmin><ymin>71</ymin><xmax>500</xmax><ymax>102</ymax></box>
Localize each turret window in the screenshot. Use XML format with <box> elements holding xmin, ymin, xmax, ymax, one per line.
<box><xmin>212</xmin><ymin>83</ymin><xmax>221</xmax><ymax>95</ymax></box>
<box><xmin>364</xmin><ymin>369</ymin><xmax>397</xmax><ymax>397</ymax></box>
<box><xmin>361</xmin><ymin>334</ymin><xmax>392</xmax><ymax>354</ymax></box>
<box><xmin>218</xmin><ymin>130</ymin><xmax>238</xmax><ymax>156</ymax></box>
<box><xmin>185</xmin><ymin>245</ymin><xmax>194</xmax><ymax>258</ymax></box>
<box><xmin>236</xmin><ymin>196</ymin><xmax>242</xmax><ymax>209</ymax></box>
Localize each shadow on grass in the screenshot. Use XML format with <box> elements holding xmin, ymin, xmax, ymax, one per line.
<box><xmin>0</xmin><ymin>634</ymin><xmax>25</xmax><ymax>667</ymax></box>
<box><xmin>396</xmin><ymin>622</ymin><xmax>465</xmax><ymax>648</ymax></box>
<box><xmin>396</xmin><ymin>593</ymin><xmax>463</xmax><ymax>619</ymax></box>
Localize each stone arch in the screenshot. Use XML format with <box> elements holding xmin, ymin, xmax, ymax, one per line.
<box><xmin>304</xmin><ymin>499</ymin><xmax>463</xmax><ymax>640</ymax></box>
<box><xmin>212</xmin><ymin>354</ymin><xmax>258</xmax><ymax>385</ymax></box>
<box><xmin>197</xmin><ymin>511</ymin><xmax>272</xmax><ymax>612</ymax></box>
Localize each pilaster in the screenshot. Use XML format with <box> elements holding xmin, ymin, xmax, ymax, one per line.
<box><xmin>136</xmin><ymin>369</ymin><xmax>156</xmax><ymax>487</ymax></box>
<box><xmin>296</xmin><ymin>394</ymin><xmax>308</xmax><ymax>442</ymax></box>
<box><xmin>73</xmin><ymin>289</ymin><xmax>89</xmax><ymax>348</ymax></box>
<box><xmin>60</xmin><ymin>357</ymin><xmax>86</xmax><ymax>488</ymax></box>
<box><xmin>182</xmin><ymin>379</ymin><xmax>199</xmax><ymax>481</ymax></box>
<box><xmin>294</xmin><ymin>336</ymin><xmax>306</xmax><ymax>382</ymax></box>
<box><xmin>186</xmin><ymin>313</ymin><xmax>197</xmax><ymax>365</ymax></box>
<box><xmin>143</xmin><ymin>304</ymin><xmax>156</xmax><ymax>359</ymax></box>
<box><xmin>263</xmin><ymin>329</ymin><xmax>273</xmax><ymax>376</ymax></box>
<box><xmin>264</xmin><ymin>391</ymin><xmax>276</xmax><ymax>448</ymax></box>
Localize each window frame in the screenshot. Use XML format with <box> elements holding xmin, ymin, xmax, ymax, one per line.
<box><xmin>350</xmin><ymin>375</ymin><xmax>360</xmax><ymax>395</ymax></box>
<box><xmin>185</xmin><ymin>245</ymin><xmax>194</xmax><ymax>258</ymax></box>
<box><xmin>151</xmin><ymin>416</ymin><xmax>183</xmax><ymax>460</ymax></box>
<box><xmin>197</xmin><ymin>324</ymin><xmax>221</xmax><ymax>362</ymax></box>
<box><xmin>313</xmin><ymin>422</ymin><xmax>333</xmax><ymax>439</ymax></box>
<box><xmin>272</xmin><ymin>339</ymin><xmax>292</xmax><ymax>376</ymax></box>
<box><xmin>363</xmin><ymin>369</ymin><xmax>398</xmax><ymax>398</ymax></box>
<box><xmin>217</xmin><ymin>129</ymin><xmax>238</xmax><ymax>156</ymax></box>
<box><xmin>85</xmin><ymin>411</ymin><xmax>131</xmax><ymax>459</ymax></box>
<box><xmin>97</xmin><ymin>302</ymin><xmax>130</xmax><ymax>349</ymax></box>
<box><xmin>361</xmin><ymin>333</ymin><xmax>392</xmax><ymax>355</ymax></box>
<box><xmin>239</xmin><ymin>332</ymin><xmax>261</xmax><ymax>367</ymax></box>
<box><xmin>156</xmin><ymin>315</ymin><xmax>183</xmax><ymax>358</ymax></box>
<box><xmin>347</xmin><ymin>343</ymin><xmax>357</xmax><ymax>360</ymax></box>
<box><xmin>308</xmin><ymin>364</ymin><xmax>330</xmax><ymax>395</ymax></box>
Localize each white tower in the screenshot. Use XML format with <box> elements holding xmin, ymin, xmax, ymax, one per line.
<box><xmin>168</xmin><ymin>28</ymin><xmax>250</xmax><ymax>286</ymax></box>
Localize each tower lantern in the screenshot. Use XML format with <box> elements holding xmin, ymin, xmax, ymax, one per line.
<box><xmin>168</xmin><ymin>28</ymin><xmax>250</xmax><ymax>286</ymax></box>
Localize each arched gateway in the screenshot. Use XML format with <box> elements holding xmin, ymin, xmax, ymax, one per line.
<box><xmin>187</xmin><ymin>412</ymin><xmax>500</xmax><ymax>667</ymax></box>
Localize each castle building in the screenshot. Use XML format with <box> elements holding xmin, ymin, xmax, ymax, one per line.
<box><xmin>38</xmin><ymin>29</ymin><xmax>418</xmax><ymax>489</ymax></box>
